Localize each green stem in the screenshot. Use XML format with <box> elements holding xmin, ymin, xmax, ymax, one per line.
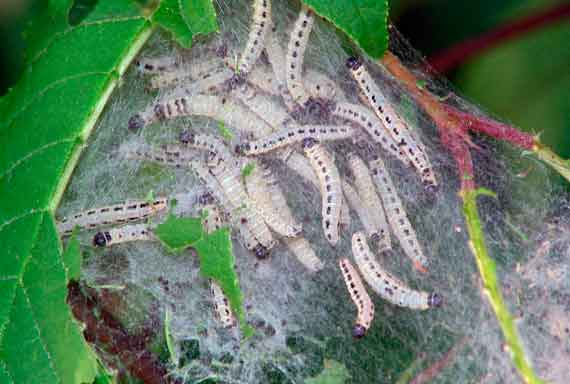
<box><xmin>532</xmin><ymin>143</ymin><xmax>570</xmax><ymax>184</ymax></box>
<box><xmin>461</xmin><ymin>189</ymin><xmax>544</xmax><ymax>384</ymax></box>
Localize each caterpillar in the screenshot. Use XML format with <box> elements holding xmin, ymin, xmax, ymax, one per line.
<box><xmin>352</xmin><ymin>232</ymin><xmax>442</xmax><ymax>310</ymax></box>
<box><xmin>304</xmin><ymin>70</ymin><xmax>341</xmax><ymax>101</ymax></box>
<box><xmin>210</xmin><ymin>279</ymin><xmax>237</xmax><ymax>328</ymax></box>
<box><xmin>231</xmin><ymin>82</ymin><xmax>292</xmax><ymax>130</ymax></box>
<box><xmin>283</xmin><ymin>236</ymin><xmax>324</xmax><ymax>272</ymax></box>
<box><xmin>238</xmin><ymin>125</ymin><xmax>355</xmax><ymax>156</ymax></box>
<box><xmin>200</xmin><ymin>204</ymin><xmax>223</xmax><ymax>234</ymax></box>
<box><xmin>285</xmin><ymin>4</ymin><xmax>314</xmax><ymax>105</ymax></box>
<box><xmin>135</xmin><ymin>56</ymin><xmax>180</xmax><ymax>74</ymax></box>
<box><xmin>148</xmin><ymin>58</ymin><xmax>225</xmax><ymax>89</ymax></box>
<box><xmin>123</xmin><ymin>143</ymin><xmax>194</xmax><ymax>168</ymax></box>
<box><xmin>347</xmin><ymin>154</ymin><xmax>391</xmax><ymax>252</ymax></box>
<box><xmin>237</xmin><ymin>0</ymin><xmax>272</xmax><ymax>76</ymax></box>
<box><xmin>178</xmin><ymin>131</ymin><xmax>233</xmax><ymax>165</ymax></box>
<box><xmin>331</xmin><ymin>102</ymin><xmax>409</xmax><ymax>165</ymax></box>
<box><xmin>346</xmin><ymin>57</ymin><xmax>438</xmax><ymax>190</ymax></box>
<box><xmin>189</xmin><ymin>159</ymin><xmax>270</xmax><ymax>258</ymax></box>
<box><xmin>244</xmin><ymin>161</ymin><xmax>302</xmax><ymax>237</ymax></box>
<box><xmin>128</xmin><ymin>94</ymin><xmax>273</xmax><ymax>138</ymax></box>
<box><xmin>57</xmin><ymin>198</ymin><xmax>168</xmax><ymax>236</ymax></box>
<box><xmin>264</xmin><ymin>27</ymin><xmax>297</xmax><ymax>111</ymax></box>
<box><xmin>303</xmin><ymin>140</ymin><xmax>341</xmax><ymax>246</ymax></box>
<box><xmin>209</xmin><ymin>156</ymin><xmax>276</xmax><ymax>251</ymax></box>
<box><xmin>93</xmin><ymin>223</ymin><xmax>152</xmax><ymax>247</ymax></box>
<box><xmin>342</xmin><ymin>180</ymin><xmax>382</xmax><ymax>246</ymax></box>
<box><xmin>369</xmin><ymin>156</ymin><xmax>429</xmax><ymax>272</ymax></box>
<box><xmin>338</xmin><ymin>258</ymin><xmax>374</xmax><ymax>338</ymax></box>
<box><xmin>152</xmin><ymin>67</ymin><xmax>233</xmax><ymax>93</ymax></box>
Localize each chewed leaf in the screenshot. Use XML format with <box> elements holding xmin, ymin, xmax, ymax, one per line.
<box><xmin>155</xmin><ymin>215</ymin><xmax>204</xmax><ymax>252</ymax></box>
<box><xmin>303</xmin><ymin>0</ymin><xmax>389</xmax><ymax>58</ymax></box>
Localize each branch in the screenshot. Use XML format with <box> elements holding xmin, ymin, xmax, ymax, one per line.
<box><xmin>428</xmin><ymin>3</ymin><xmax>570</xmax><ymax>72</ymax></box>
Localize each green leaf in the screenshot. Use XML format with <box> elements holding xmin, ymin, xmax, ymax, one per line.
<box><xmin>303</xmin><ymin>0</ymin><xmax>389</xmax><ymax>58</ymax></box>
<box><xmin>152</xmin><ymin>0</ymin><xmax>218</xmax><ymax>48</ymax></box>
<box><xmin>0</xmin><ymin>0</ymin><xmax>154</xmax><ymax>382</ymax></box>
<box><xmin>194</xmin><ymin>228</ymin><xmax>255</xmax><ymax>337</ymax></box>
<box><xmin>241</xmin><ymin>162</ymin><xmax>256</xmax><ymax>179</ymax></box>
<box><xmin>304</xmin><ymin>359</ymin><xmax>351</xmax><ymax>384</ymax></box>
<box><xmin>62</xmin><ymin>231</ymin><xmax>82</xmax><ymax>281</ymax></box>
<box><xmin>155</xmin><ymin>215</ymin><xmax>205</xmax><ymax>252</ymax></box>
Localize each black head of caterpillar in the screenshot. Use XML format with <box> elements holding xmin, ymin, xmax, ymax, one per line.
<box><xmin>302</xmin><ymin>137</ymin><xmax>318</xmax><ymax>149</ymax></box>
<box><xmin>93</xmin><ymin>231</ymin><xmax>111</xmax><ymax>247</ymax></box>
<box><xmin>352</xmin><ymin>324</ymin><xmax>367</xmax><ymax>339</ymax></box>
<box><xmin>346</xmin><ymin>56</ymin><xmax>363</xmax><ymax>71</ymax></box>
<box><xmin>198</xmin><ymin>192</ymin><xmax>216</xmax><ymax>206</ymax></box>
<box><xmin>179</xmin><ymin>130</ymin><xmax>196</xmax><ymax>145</ymax></box>
<box><xmin>428</xmin><ymin>293</ymin><xmax>443</xmax><ymax>308</ymax></box>
<box><xmin>254</xmin><ymin>244</ymin><xmax>270</xmax><ymax>259</ymax></box>
<box><xmin>128</xmin><ymin>114</ymin><xmax>145</xmax><ymax>132</ymax></box>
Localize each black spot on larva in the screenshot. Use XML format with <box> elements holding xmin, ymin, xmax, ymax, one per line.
<box><xmin>179</xmin><ymin>130</ymin><xmax>195</xmax><ymax>144</ymax></box>
<box><xmin>352</xmin><ymin>324</ymin><xmax>366</xmax><ymax>338</ymax></box>
<box><xmin>428</xmin><ymin>293</ymin><xmax>443</xmax><ymax>308</ymax></box>
<box><xmin>302</xmin><ymin>137</ymin><xmax>317</xmax><ymax>149</ymax></box>
<box><xmin>254</xmin><ymin>244</ymin><xmax>270</xmax><ymax>260</ymax></box>
<box><xmin>128</xmin><ymin>114</ymin><xmax>145</xmax><ymax>131</ymax></box>
<box><xmin>93</xmin><ymin>232</ymin><xmax>108</xmax><ymax>247</ymax></box>
<box><xmin>346</xmin><ymin>56</ymin><xmax>362</xmax><ymax>71</ymax></box>
<box><xmin>198</xmin><ymin>193</ymin><xmax>215</xmax><ymax>205</ymax></box>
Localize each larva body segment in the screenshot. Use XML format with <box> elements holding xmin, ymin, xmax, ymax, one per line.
<box><xmin>348</xmin><ymin>154</ymin><xmax>391</xmax><ymax>252</ymax></box>
<box><xmin>303</xmin><ymin>141</ymin><xmax>341</xmax><ymax>246</ymax></box>
<box><xmin>352</xmin><ymin>232</ymin><xmax>441</xmax><ymax>310</ymax></box>
<box><xmin>149</xmin><ymin>58</ymin><xmax>225</xmax><ymax>89</ymax></box>
<box><xmin>237</xmin><ymin>0</ymin><xmax>272</xmax><ymax>76</ymax></box>
<box><xmin>346</xmin><ymin>58</ymin><xmax>437</xmax><ymax>189</ymax></box>
<box><xmin>231</xmin><ymin>82</ymin><xmax>291</xmax><ymax>131</ymax></box>
<box><xmin>93</xmin><ymin>223</ymin><xmax>152</xmax><ymax>247</ymax></box>
<box><xmin>342</xmin><ymin>180</ymin><xmax>381</xmax><ymax>246</ymax></box>
<box><xmin>283</xmin><ymin>236</ymin><xmax>324</xmax><ymax>272</ymax></box>
<box><xmin>209</xmin><ymin>158</ymin><xmax>276</xmax><ymax>251</ymax></box>
<box><xmin>178</xmin><ymin>131</ymin><xmax>233</xmax><ymax>165</ymax></box>
<box><xmin>167</xmin><ymin>68</ymin><xmax>233</xmax><ymax>95</ymax></box>
<box><xmin>135</xmin><ymin>56</ymin><xmax>180</xmax><ymax>74</ymax></box>
<box><xmin>332</xmin><ymin>102</ymin><xmax>409</xmax><ymax>165</ymax></box>
<box><xmin>123</xmin><ymin>143</ymin><xmax>194</xmax><ymax>169</ymax></box>
<box><xmin>210</xmin><ymin>279</ymin><xmax>237</xmax><ymax>328</ymax></box>
<box><xmin>339</xmin><ymin>197</ymin><xmax>351</xmax><ymax>228</ymax></box>
<box><xmin>283</xmin><ymin>151</ymin><xmax>319</xmax><ymax>189</ymax></box>
<box><xmin>304</xmin><ymin>70</ymin><xmax>341</xmax><ymax>101</ymax></box>
<box><xmin>129</xmin><ymin>95</ymin><xmax>273</xmax><ymax>137</ymax></box>
<box><xmin>338</xmin><ymin>258</ymin><xmax>374</xmax><ymax>338</ymax></box>
<box><xmin>286</xmin><ymin>5</ymin><xmax>314</xmax><ymax>105</ymax></box>
<box><xmin>201</xmin><ymin>204</ymin><xmax>223</xmax><ymax>234</ymax></box>
<box><xmin>245</xmin><ymin>161</ymin><xmax>302</xmax><ymax>237</ymax></box>
<box><xmin>57</xmin><ymin>198</ymin><xmax>168</xmax><ymax>236</ymax></box>
<box><xmin>240</xmin><ymin>125</ymin><xmax>355</xmax><ymax>156</ymax></box>
<box><xmin>369</xmin><ymin>156</ymin><xmax>429</xmax><ymax>272</ymax></box>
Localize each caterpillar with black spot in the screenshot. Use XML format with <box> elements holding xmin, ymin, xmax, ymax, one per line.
<box><xmin>178</xmin><ymin>131</ymin><xmax>233</xmax><ymax>165</ymax></box>
<box><xmin>123</xmin><ymin>143</ymin><xmax>194</xmax><ymax>168</ymax></box>
<box><xmin>285</xmin><ymin>4</ymin><xmax>314</xmax><ymax>105</ymax></box>
<box><xmin>304</xmin><ymin>70</ymin><xmax>343</xmax><ymax>101</ymax></box>
<box><xmin>189</xmin><ymin>159</ymin><xmax>270</xmax><ymax>259</ymax></box>
<box><xmin>209</xmin><ymin>156</ymin><xmax>276</xmax><ymax>252</ymax></box>
<box><xmin>92</xmin><ymin>223</ymin><xmax>152</xmax><ymax>247</ymax></box>
<box><xmin>244</xmin><ymin>161</ymin><xmax>302</xmax><ymax>238</ymax></box>
<box><xmin>369</xmin><ymin>156</ymin><xmax>429</xmax><ymax>272</ymax></box>
<box><xmin>210</xmin><ymin>279</ymin><xmax>237</xmax><ymax>328</ymax></box>
<box><xmin>342</xmin><ymin>180</ymin><xmax>382</xmax><ymax>247</ymax></box>
<box><xmin>148</xmin><ymin>58</ymin><xmax>225</xmax><ymax>89</ymax></box>
<box><xmin>332</xmin><ymin>102</ymin><xmax>409</xmax><ymax>165</ymax></box>
<box><xmin>57</xmin><ymin>198</ymin><xmax>168</xmax><ymax>236</ymax></box>
<box><xmin>237</xmin><ymin>0</ymin><xmax>272</xmax><ymax>77</ymax></box>
<box><xmin>128</xmin><ymin>94</ymin><xmax>273</xmax><ymax>138</ymax></box>
<box><xmin>347</xmin><ymin>154</ymin><xmax>391</xmax><ymax>252</ymax></box>
<box><xmin>338</xmin><ymin>258</ymin><xmax>374</xmax><ymax>338</ymax></box>
<box><xmin>200</xmin><ymin>204</ymin><xmax>223</xmax><ymax>233</ymax></box>
<box><xmin>156</xmin><ymin>67</ymin><xmax>233</xmax><ymax>94</ymax></box>
<box><xmin>352</xmin><ymin>232</ymin><xmax>442</xmax><ymax>309</ymax></box>
<box><xmin>346</xmin><ymin>57</ymin><xmax>437</xmax><ymax>190</ymax></box>
<box><xmin>238</xmin><ymin>125</ymin><xmax>355</xmax><ymax>156</ymax></box>
<box><xmin>303</xmin><ymin>140</ymin><xmax>341</xmax><ymax>246</ymax></box>
<box><xmin>284</xmin><ymin>236</ymin><xmax>323</xmax><ymax>272</ymax></box>
<box><xmin>230</xmin><ymin>82</ymin><xmax>292</xmax><ymax>130</ymax></box>
<box><xmin>135</xmin><ymin>56</ymin><xmax>180</xmax><ymax>74</ymax></box>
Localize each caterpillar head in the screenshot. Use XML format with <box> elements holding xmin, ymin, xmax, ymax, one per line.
<box><xmin>428</xmin><ymin>293</ymin><xmax>443</xmax><ymax>308</ymax></box>
<box><xmin>352</xmin><ymin>324</ymin><xmax>367</xmax><ymax>339</ymax></box>
<box><xmin>128</xmin><ymin>114</ymin><xmax>145</xmax><ymax>132</ymax></box>
<box><xmin>179</xmin><ymin>130</ymin><xmax>196</xmax><ymax>145</ymax></box>
<box><xmin>346</xmin><ymin>56</ymin><xmax>362</xmax><ymax>71</ymax></box>
<box><xmin>302</xmin><ymin>137</ymin><xmax>318</xmax><ymax>149</ymax></box>
<box><xmin>253</xmin><ymin>244</ymin><xmax>270</xmax><ymax>260</ymax></box>
<box><xmin>93</xmin><ymin>231</ymin><xmax>110</xmax><ymax>247</ymax></box>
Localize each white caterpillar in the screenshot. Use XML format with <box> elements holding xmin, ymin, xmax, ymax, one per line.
<box><xmin>57</xmin><ymin>198</ymin><xmax>168</xmax><ymax>236</ymax></box>
<box><xmin>304</xmin><ymin>70</ymin><xmax>342</xmax><ymax>101</ymax></box>
<box><xmin>210</xmin><ymin>279</ymin><xmax>237</xmax><ymax>328</ymax></box>
<box><xmin>346</xmin><ymin>57</ymin><xmax>437</xmax><ymax>189</ymax></box>
<box><xmin>332</xmin><ymin>102</ymin><xmax>409</xmax><ymax>165</ymax></box>
<box><xmin>352</xmin><ymin>232</ymin><xmax>442</xmax><ymax>310</ymax></box>
<box><xmin>342</xmin><ymin>180</ymin><xmax>381</xmax><ymax>246</ymax></box>
<box><xmin>338</xmin><ymin>258</ymin><xmax>374</xmax><ymax>338</ymax></box>
<box><xmin>237</xmin><ymin>0</ymin><xmax>272</xmax><ymax>76</ymax></box>
<box><xmin>283</xmin><ymin>236</ymin><xmax>324</xmax><ymax>272</ymax></box>
<box><xmin>92</xmin><ymin>223</ymin><xmax>152</xmax><ymax>247</ymax></box>
<box><xmin>245</xmin><ymin>161</ymin><xmax>302</xmax><ymax>237</ymax></box>
<box><xmin>285</xmin><ymin>4</ymin><xmax>314</xmax><ymax>105</ymax></box>
<box><xmin>303</xmin><ymin>140</ymin><xmax>341</xmax><ymax>245</ymax></box>
<box><xmin>347</xmin><ymin>154</ymin><xmax>391</xmax><ymax>252</ymax></box>
<box><xmin>239</xmin><ymin>125</ymin><xmax>355</xmax><ymax>156</ymax></box>
<box><xmin>135</xmin><ymin>56</ymin><xmax>180</xmax><ymax>74</ymax></box>
<box><xmin>128</xmin><ymin>94</ymin><xmax>273</xmax><ymax>138</ymax></box>
<box><xmin>148</xmin><ymin>58</ymin><xmax>225</xmax><ymax>89</ymax></box>
<box><xmin>178</xmin><ymin>131</ymin><xmax>233</xmax><ymax>165</ymax></box>
<box><xmin>209</xmin><ymin>157</ymin><xmax>276</xmax><ymax>251</ymax></box>
<box><xmin>200</xmin><ymin>203</ymin><xmax>223</xmax><ymax>233</ymax></box>
<box><xmin>163</xmin><ymin>67</ymin><xmax>233</xmax><ymax>95</ymax></box>
<box><xmin>369</xmin><ymin>156</ymin><xmax>429</xmax><ymax>272</ymax></box>
<box><xmin>231</xmin><ymin>82</ymin><xmax>292</xmax><ymax>130</ymax></box>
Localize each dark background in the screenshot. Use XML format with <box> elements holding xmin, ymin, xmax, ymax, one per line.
<box><xmin>1</xmin><ymin>0</ymin><xmax>569</xmax><ymax>157</ymax></box>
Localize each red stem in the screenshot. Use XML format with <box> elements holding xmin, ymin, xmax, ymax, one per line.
<box><xmin>428</xmin><ymin>3</ymin><xmax>570</xmax><ymax>72</ymax></box>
